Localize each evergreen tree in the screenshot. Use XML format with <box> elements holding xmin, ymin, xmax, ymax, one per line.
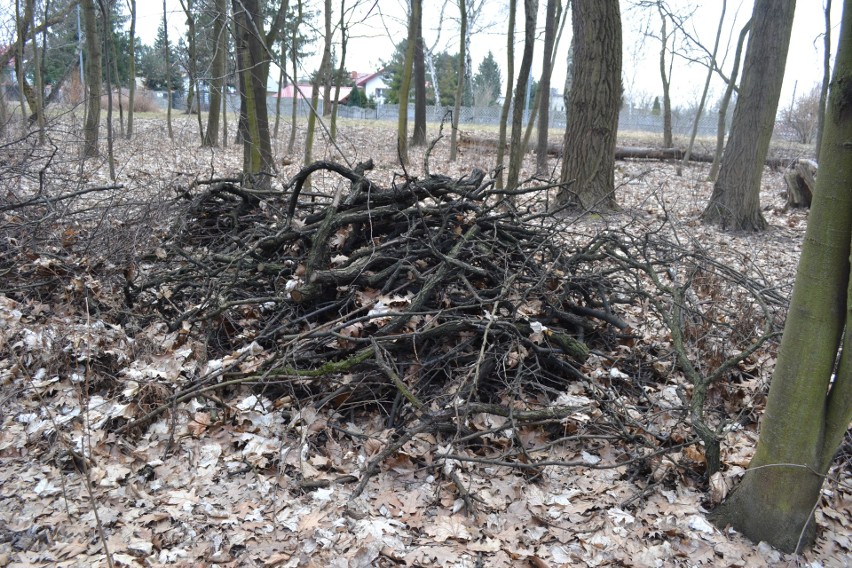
<box><xmin>472</xmin><ymin>50</ymin><xmax>501</xmax><ymax>106</ymax></box>
<box><xmin>138</xmin><ymin>21</ymin><xmax>182</xmax><ymax>92</ymax></box>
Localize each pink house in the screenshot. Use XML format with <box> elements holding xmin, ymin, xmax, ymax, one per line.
<box><xmin>277</xmin><ymin>70</ymin><xmax>389</xmax><ymax>104</ymax></box>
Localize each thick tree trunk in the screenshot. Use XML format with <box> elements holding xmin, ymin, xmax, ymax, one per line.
<box><xmin>555</xmin><ymin>0</ymin><xmax>621</xmax><ymax>210</ymax></box>
<box><xmin>702</xmin><ymin>0</ymin><xmax>795</xmax><ymax>231</ymax></box>
<box><xmin>81</xmin><ymin>0</ymin><xmax>101</xmax><ymax>158</ymax></box>
<box><xmin>709</xmin><ymin>1</ymin><xmax>852</xmax><ymax>552</ymax></box>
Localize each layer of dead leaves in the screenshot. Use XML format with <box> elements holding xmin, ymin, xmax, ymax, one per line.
<box><xmin>0</xmin><ymin>115</ymin><xmax>849</xmax><ymax>567</ymax></box>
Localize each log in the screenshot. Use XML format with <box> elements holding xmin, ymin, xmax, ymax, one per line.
<box><xmin>783</xmin><ymin>159</ymin><xmax>816</xmax><ymax>208</ymax></box>
<box><xmin>458</xmin><ymin>134</ymin><xmax>789</xmax><ymax>169</ymax></box>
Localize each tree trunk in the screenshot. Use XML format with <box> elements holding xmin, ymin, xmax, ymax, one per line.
<box><xmin>505</xmin><ymin>0</ymin><xmax>536</xmax><ymax>189</ymax></box>
<box><xmin>81</xmin><ymin>0</ymin><xmax>101</xmax><ymax>157</ymax></box>
<box><xmin>495</xmin><ymin>0</ymin><xmax>516</xmax><ymax>190</ymax></box>
<box><xmin>287</xmin><ymin>0</ymin><xmax>302</xmax><ymax>155</ymax></box>
<box><xmin>412</xmin><ymin>0</ymin><xmax>426</xmax><ymax>147</ymax></box>
<box><xmin>449</xmin><ymin>0</ymin><xmax>467</xmax><ymax>162</ymax></box>
<box><xmin>702</xmin><ymin>0</ymin><xmax>795</xmax><ymax>231</ymax></box>
<box><xmin>658</xmin><ymin>3</ymin><xmax>673</xmax><ymax>148</ymax></box>
<box><xmin>555</xmin><ymin>0</ymin><xmax>621</xmax><ymax>210</ymax></box>
<box><xmin>815</xmin><ymin>0</ymin><xmax>832</xmax><ymax>162</ymax></box>
<box><xmin>330</xmin><ymin>0</ymin><xmax>348</xmax><ymax>143</ymax></box>
<box><xmin>678</xmin><ymin>0</ymin><xmax>725</xmax><ymax>175</ymax></box>
<box><xmin>27</xmin><ymin>0</ymin><xmax>45</xmax><ymax>144</ymax></box>
<box><xmin>203</xmin><ymin>0</ymin><xmax>227</xmax><ymax>147</ymax></box>
<box><xmin>304</xmin><ymin>0</ymin><xmax>330</xmax><ymax>179</ymax></box>
<box><xmin>397</xmin><ymin>1</ymin><xmax>417</xmax><ymax>165</ymax></box>
<box><xmin>709</xmin><ymin>18</ymin><xmax>750</xmax><ymax>181</ymax></box>
<box><xmin>783</xmin><ymin>159</ymin><xmax>816</xmax><ymax>208</ymax></box>
<box><xmin>233</xmin><ymin>0</ymin><xmax>276</xmax><ymax>189</ymax></box>
<box><xmin>710</xmin><ymin>3</ymin><xmax>852</xmax><ymax>551</ymax></box>
<box><xmin>163</xmin><ymin>0</ymin><xmax>173</xmax><ymax>140</ymax></box>
<box><xmin>99</xmin><ymin>0</ymin><xmax>115</xmax><ymax>179</ymax></box>
<box><xmin>535</xmin><ymin>0</ymin><xmax>559</xmax><ymax>175</ymax></box>
<box><xmin>126</xmin><ymin>0</ymin><xmax>136</xmax><ymax>139</ymax></box>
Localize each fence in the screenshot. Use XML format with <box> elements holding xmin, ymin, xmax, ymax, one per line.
<box><xmin>156</xmin><ymin>92</ymin><xmax>726</xmax><ymax>138</ymax></box>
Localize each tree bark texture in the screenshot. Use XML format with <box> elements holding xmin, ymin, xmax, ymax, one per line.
<box><xmin>396</xmin><ymin>0</ymin><xmax>417</xmax><ymax>165</ymax></box>
<box><xmin>126</xmin><ymin>0</ymin><xmax>136</xmax><ymax>139</ymax></box>
<box><xmin>412</xmin><ymin>0</ymin><xmax>426</xmax><ymax>147</ymax></box>
<box><xmin>535</xmin><ymin>0</ymin><xmax>558</xmax><ymax>175</ymax></box>
<box><xmin>495</xmin><ymin>0</ymin><xmax>516</xmax><ymax>190</ymax></box>
<box><xmin>815</xmin><ymin>0</ymin><xmax>832</xmax><ymax>162</ymax></box>
<box><xmin>709</xmin><ymin>18</ymin><xmax>750</xmax><ymax>181</ymax></box>
<box><xmin>81</xmin><ymin>0</ymin><xmax>101</xmax><ymax>158</ymax></box>
<box><xmin>506</xmin><ymin>0</ymin><xmax>536</xmax><ymax>189</ymax></box>
<box><xmin>449</xmin><ymin>0</ymin><xmax>467</xmax><ymax>162</ymax></box>
<box><xmin>556</xmin><ymin>0</ymin><xmax>621</xmax><ymax>211</ymax></box>
<box><xmin>204</xmin><ymin>0</ymin><xmax>227</xmax><ymax>147</ymax></box>
<box><xmin>658</xmin><ymin>3</ymin><xmax>673</xmax><ymax>148</ymax></box>
<box><xmin>702</xmin><ymin>0</ymin><xmax>795</xmax><ymax>231</ymax></box>
<box><xmin>709</xmin><ymin>0</ymin><xmax>852</xmax><ymax>552</ymax></box>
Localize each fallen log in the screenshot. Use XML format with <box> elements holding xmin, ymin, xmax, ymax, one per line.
<box><xmin>459</xmin><ymin>134</ymin><xmax>790</xmax><ymax>169</ymax></box>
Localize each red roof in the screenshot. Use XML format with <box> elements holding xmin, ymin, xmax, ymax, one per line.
<box><xmin>277</xmin><ymin>84</ymin><xmax>353</xmax><ymax>101</ymax></box>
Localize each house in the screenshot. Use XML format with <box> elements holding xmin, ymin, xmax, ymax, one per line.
<box><xmin>349</xmin><ymin>70</ymin><xmax>389</xmax><ymax>104</ymax></box>
<box><xmin>277</xmin><ymin>83</ymin><xmax>353</xmax><ymax>103</ymax></box>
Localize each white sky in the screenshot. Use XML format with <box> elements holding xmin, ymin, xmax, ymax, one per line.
<box><xmin>133</xmin><ymin>0</ymin><xmax>841</xmax><ymax>109</ymax></box>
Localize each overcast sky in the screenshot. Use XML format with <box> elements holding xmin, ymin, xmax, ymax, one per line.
<box><xmin>132</xmin><ymin>0</ymin><xmax>841</xmax><ymax>109</ymax></box>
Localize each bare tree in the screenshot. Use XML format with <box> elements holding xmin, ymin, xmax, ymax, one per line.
<box><xmin>412</xmin><ymin>0</ymin><xmax>427</xmax><ymax>147</ymax></box>
<box><xmin>709</xmin><ymin>18</ymin><xmax>750</xmax><ymax>181</ymax></box>
<box><xmin>204</xmin><ymin>0</ymin><xmax>228</xmax><ymax>147</ymax></box>
<box><xmin>815</xmin><ymin>0</ymin><xmax>832</xmax><ymax>161</ymax></box>
<box><xmin>495</xmin><ymin>0</ymin><xmax>516</xmax><ymax>190</ymax></box>
<box><xmin>27</xmin><ymin>0</ymin><xmax>45</xmax><ymax>144</ymax></box>
<box><xmin>555</xmin><ymin>0</ymin><xmax>621</xmax><ymax>210</ymax></box>
<box><xmin>449</xmin><ymin>0</ymin><xmax>467</xmax><ymax>162</ymax></box>
<box><xmin>304</xmin><ymin>0</ymin><xmax>331</xmax><ymax>174</ymax></box>
<box><xmin>163</xmin><ymin>0</ymin><xmax>173</xmax><ymax>140</ymax></box>
<box><xmin>81</xmin><ymin>0</ymin><xmax>102</xmax><ymax>157</ymax></box>
<box><xmin>536</xmin><ymin>0</ymin><xmax>560</xmax><ymax>175</ymax></box>
<box><xmin>396</xmin><ymin>0</ymin><xmax>417</xmax><ymax>165</ymax></box>
<box><xmin>702</xmin><ymin>0</ymin><xmax>795</xmax><ymax>231</ymax></box>
<box><xmin>126</xmin><ymin>0</ymin><xmax>137</xmax><ymax>139</ymax></box>
<box><xmin>505</xmin><ymin>0</ymin><xmax>536</xmax><ymax>189</ymax></box>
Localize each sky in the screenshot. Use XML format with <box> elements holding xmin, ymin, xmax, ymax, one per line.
<box><xmin>132</xmin><ymin>0</ymin><xmax>841</xmax><ymax>110</ymax></box>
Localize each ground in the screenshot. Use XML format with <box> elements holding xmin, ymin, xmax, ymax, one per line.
<box><xmin>0</xmin><ymin>115</ymin><xmax>849</xmax><ymax>567</ymax></box>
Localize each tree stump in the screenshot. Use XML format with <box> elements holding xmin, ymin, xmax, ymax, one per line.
<box><xmin>783</xmin><ymin>159</ymin><xmax>817</xmax><ymax>208</ymax></box>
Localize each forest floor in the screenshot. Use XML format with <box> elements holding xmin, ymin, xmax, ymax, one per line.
<box><xmin>0</xmin><ymin>115</ymin><xmax>848</xmax><ymax>567</ymax></box>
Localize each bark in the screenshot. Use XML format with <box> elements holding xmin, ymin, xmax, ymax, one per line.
<box><xmin>233</xmin><ymin>0</ymin><xmax>276</xmax><ymax>189</ymax></box>
<box><xmin>505</xmin><ymin>0</ymin><xmax>536</xmax><ymax>189</ymax></box>
<box><xmin>27</xmin><ymin>0</ymin><xmax>45</xmax><ymax>144</ymax></box>
<box><xmin>412</xmin><ymin>0</ymin><xmax>427</xmax><ymax>147</ymax></box>
<box><xmin>287</xmin><ymin>0</ymin><xmax>303</xmax><ymax>155</ymax></box>
<box><xmin>783</xmin><ymin>159</ymin><xmax>816</xmax><ymax>208</ymax></box>
<box><xmin>304</xmin><ymin>0</ymin><xmax>331</xmax><ymax>178</ymax></box>
<box><xmin>815</xmin><ymin>0</ymin><xmax>832</xmax><ymax>162</ymax></box>
<box><xmin>710</xmin><ymin>3</ymin><xmax>852</xmax><ymax>550</ymax></box>
<box><xmin>678</xmin><ymin>0</ymin><xmax>725</xmax><ymax>175</ymax></box>
<box><xmin>535</xmin><ymin>0</ymin><xmax>559</xmax><ymax>175</ymax></box>
<box><xmin>203</xmin><ymin>0</ymin><xmax>227</xmax><ymax>147</ymax></box>
<box><xmin>449</xmin><ymin>0</ymin><xmax>468</xmax><ymax>162</ymax></box>
<box><xmin>98</xmin><ymin>0</ymin><xmax>115</xmax><ymax>179</ymax></box>
<box><xmin>126</xmin><ymin>0</ymin><xmax>136</xmax><ymax>139</ymax></box>
<box><xmin>163</xmin><ymin>0</ymin><xmax>173</xmax><ymax>140</ymax></box>
<box><xmin>555</xmin><ymin>0</ymin><xmax>621</xmax><ymax>210</ymax></box>
<box><xmin>702</xmin><ymin>0</ymin><xmax>795</xmax><ymax>231</ymax></box>
<box><xmin>330</xmin><ymin>0</ymin><xmax>348</xmax><ymax>143</ymax></box>
<box><xmin>495</xmin><ymin>0</ymin><xmax>516</xmax><ymax>190</ymax></box>
<box><xmin>709</xmin><ymin>18</ymin><xmax>750</xmax><ymax>181</ymax></box>
<box><xmin>81</xmin><ymin>0</ymin><xmax>101</xmax><ymax>157</ymax></box>
<box><xmin>397</xmin><ymin>0</ymin><xmax>417</xmax><ymax>165</ymax></box>
<box><xmin>179</xmin><ymin>0</ymin><xmax>205</xmax><ymax>141</ymax></box>
<box><xmin>658</xmin><ymin>3</ymin><xmax>673</xmax><ymax>148</ymax></box>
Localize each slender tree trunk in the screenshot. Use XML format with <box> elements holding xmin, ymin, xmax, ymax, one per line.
<box><xmin>15</xmin><ymin>0</ymin><xmax>29</xmax><ymax>131</ymax></box>
<box><xmin>709</xmin><ymin>18</ymin><xmax>750</xmax><ymax>181</ymax></box>
<box><xmin>321</xmin><ymin>0</ymin><xmax>332</xmax><ymax>117</ymax></box>
<box><xmin>535</xmin><ymin>0</ymin><xmax>558</xmax><ymax>175</ymax></box>
<box><xmin>97</xmin><ymin>0</ymin><xmax>115</xmax><ymax>179</ymax></box>
<box><xmin>203</xmin><ymin>0</ymin><xmax>227</xmax><ymax>147</ymax></box>
<box><xmin>111</xmin><ymin>23</ymin><xmax>124</xmax><ymax>138</ymax></box>
<box><xmin>658</xmin><ymin>3</ymin><xmax>673</xmax><ymax>148</ymax></box>
<box><xmin>555</xmin><ymin>0</ymin><xmax>621</xmax><ymax>210</ymax></box>
<box><xmin>163</xmin><ymin>0</ymin><xmax>173</xmax><ymax>139</ymax></box>
<box><xmin>304</xmin><ymin>0</ymin><xmax>331</xmax><ymax>179</ymax></box>
<box><xmin>702</xmin><ymin>0</ymin><xmax>795</xmax><ymax>231</ymax></box>
<box><xmin>81</xmin><ymin>0</ymin><xmax>101</xmax><ymax>157</ymax></box>
<box><xmin>397</xmin><ymin>1</ymin><xmax>417</xmax><ymax>166</ymax></box>
<box><xmin>287</xmin><ymin>0</ymin><xmax>302</xmax><ymax>154</ymax></box>
<box><xmin>126</xmin><ymin>0</ymin><xmax>136</xmax><ymax>139</ymax></box>
<box><xmin>449</xmin><ymin>0</ymin><xmax>467</xmax><ymax>162</ymax></box>
<box><xmin>815</xmin><ymin>0</ymin><xmax>832</xmax><ymax>161</ymax></box>
<box><xmin>495</xmin><ymin>0</ymin><xmax>516</xmax><ymax>190</ymax></box>
<box><xmin>678</xmin><ymin>0</ymin><xmax>725</xmax><ymax>175</ymax></box>
<box><xmin>506</xmin><ymin>0</ymin><xmax>536</xmax><ymax>189</ymax></box>
<box><xmin>274</xmin><ymin>49</ymin><xmax>284</xmax><ymax>140</ymax></box>
<box><xmin>27</xmin><ymin>0</ymin><xmax>45</xmax><ymax>144</ymax></box>
<box><xmin>330</xmin><ymin>0</ymin><xmax>348</xmax><ymax>143</ymax></box>
<box><xmin>412</xmin><ymin>0</ymin><xmax>426</xmax><ymax>147</ymax></box>
<box><xmin>710</xmin><ymin>2</ymin><xmax>852</xmax><ymax>551</ymax></box>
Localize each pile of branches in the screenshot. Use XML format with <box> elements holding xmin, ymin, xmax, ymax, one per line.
<box><xmin>127</xmin><ymin>160</ymin><xmax>631</xmax><ymax>427</ymax></box>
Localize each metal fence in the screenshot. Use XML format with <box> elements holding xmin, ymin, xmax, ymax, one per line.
<box><xmin>158</xmin><ymin>92</ymin><xmax>725</xmax><ymax>138</ymax></box>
